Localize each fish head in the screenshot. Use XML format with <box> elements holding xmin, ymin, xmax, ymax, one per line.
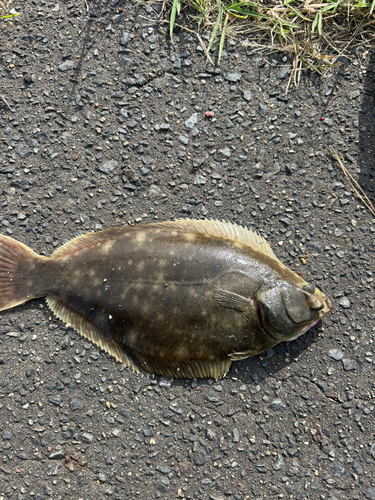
<box><xmin>254</xmin><ymin>282</ymin><xmax>331</xmax><ymax>341</ymax></box>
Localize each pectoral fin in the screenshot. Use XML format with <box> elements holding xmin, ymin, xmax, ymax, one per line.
<box><xmin>212</xmin><ymin>289</ymin><xmax>252</xmax><ymax>312</ymax></box>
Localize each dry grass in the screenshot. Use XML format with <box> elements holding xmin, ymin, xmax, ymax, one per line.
<box><xmin>0</xmin><ymin>0</ymin><xmax>12</xmax><ymax>14</ymax></box>
<box><xmin>167</xmin><ymin>0</ymin><xmax>375</xmax><ymax>78</ymax></box>
<box><xmin>330</xmin><ymin>147</ymin><xmax>375</xmax><ymax>218</ymax></box>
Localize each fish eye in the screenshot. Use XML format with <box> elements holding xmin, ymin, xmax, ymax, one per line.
<box><xmin>302</xmin><ymin>283</ymin><xmax>315</xmax><ymax>293</ymax></box>
<box><xmin>307</xmin><ymin>296</ymin><xmax>324</xmax><ymax>311</ymax></box>
<box><xmin>310</xmin><ymin>301</ymin><xmax>324</xmax><ymax>312</ymax></box>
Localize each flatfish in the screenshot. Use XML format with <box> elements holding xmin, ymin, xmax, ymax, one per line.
<box><xmin>0</xmin><ymin>219</ymin><xmax>331</xmax><ymax>378</ymax></box>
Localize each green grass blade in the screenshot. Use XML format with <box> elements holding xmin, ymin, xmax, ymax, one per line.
<box><xmin>278</xmin><ymin>19</ymin><xmax>300</xmax><ymax>28</ymax></box>
<box><xmin>192</xmin><ymin>0</ymin><xmax>208</xmax><ymax>13</ymax></box>
<box><xmin>208</xmin><ymin>0</ymin><xmax>223</xmax><ymax>52</ymax></box>
<box><xmin>227</xmin><ymin>6</ymin><xmax>269</xmax><ymax>18</ymax></box>
<box><xmin>197</xmin><ymin>10</ymin><xmax>204</xmax><ymax>30</ymax></box>
<box><xmin>286</xmin><ymin>4</ymin><xmax>311</xmax><ymax>21</ymax></box>
<box><xmin>371</xmin><ymin>0</ymin><xmax>375</xmax><ymax>14</ymax></box>
<box><xmin>318</xmin><ymin>11</ymin><xmax>322</xmax><ymax>35</ymax></box>
<box><xmin>196</xmin><ymin>0</ymin><xmax>208</xmax><ymax>8</ymax></box>
<box><xmin>170</xmin><ymin>0</ymin><xmax>181</xmax><ymax>41</ymax></box>
<box><xmin>218</xmin><ymin>13</ymin><xmax>229</xmax><ymax>65</ymax></box>
<box><xmin>311</xmin><ymin>11</ymin><xmax>319</xmax><ymax>32</ymax></box>
<box><xmin>0</xmin><ymin>12</ymin><xmax>21</xmax><ymax>19</ymax></box>
<box><xmin>226</xmin><ymin>1</ymin><xmax>258</xmax><ymax>8</ymax></box>
<box><xmin>279</xmin><ymin>21</ymin><xmax>286</xmax><ymax>39</ymax></box>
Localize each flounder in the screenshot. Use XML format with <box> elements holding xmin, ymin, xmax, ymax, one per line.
<box><xmin>0</xmin><ymin>219</ymin><xmax>330</xmax><ymax>379</ymax></box>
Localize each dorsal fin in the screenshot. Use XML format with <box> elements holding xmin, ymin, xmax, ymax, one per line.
<box><xmin>51</xmin><ymin>219</ymin><xmax>277</xmax><ymax>261</ymax></box>
<box><xmin>51</xmin><ymin>227</ymin><xmax>124</xmax><ymax>259</ymax></box>
<box><xmin>158</xmin><ymin>219</ymin><xmax>278</xmax><ymax>260</ymax></box>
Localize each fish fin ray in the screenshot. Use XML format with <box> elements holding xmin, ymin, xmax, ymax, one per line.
<box><xmin>131</xmin><ymin>352</ymin><xmax>232</xmax><ymax>380</ymax></box>
<box><xmin>229</xmin><ymin>350</ymin><xmax>258</xmax><ymax>361</ymax></box>
<box><xmin>212</xmin><ymin>289</ymin><xmax>252</xmax><ymax>312</ymax></box>
<box><xmin>229</xmin><ymin>350</ymin><xmax>254</xmax><ymax>361</ymax></box>
<box><xmin>51</xmin><ymin>227</ymin><xmax>124</xmax><ymax>259</ymax></box>
<box><xmin>0</xmin><ymin>234</ymin><xmax>41</xmax><ymax>311</ymax></box>
<box><xmin>46</xmin><ymin>296</ymin><xmax>142</xmax><ymax>374</ymax></box>
<box><xmin>158</xmin><ymin>219</ymin><xmax>277</xmax><ymax>259</ymax></box>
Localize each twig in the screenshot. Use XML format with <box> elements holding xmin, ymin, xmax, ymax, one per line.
<box><xmin>196</xmin><ymin>33</ymin><xmax>214</xmax><ymax>65</ymax></box>
<box><xmin>329</xmin><ymin>146</ymin><xmax>375</xmax><ymax>218</ymax></box>
<box><xmin>0</xmin><ymin>94</ymin><xmax>13</xmax><ymax>111</ymax></box>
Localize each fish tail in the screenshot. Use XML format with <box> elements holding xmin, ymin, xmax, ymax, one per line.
<box><xmin>0</xmin><ymin>234</ymin><xmax>41</xmax><ymax>311</ymax></box>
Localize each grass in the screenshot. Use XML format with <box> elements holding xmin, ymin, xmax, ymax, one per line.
<box><xmin>168</xmin><ymin>0</ymin><xmax>375</xmax><ymax>76</ymax></box>
<box><xmin>0</xmin><ymin>12</ymin><xmax>19</xmax><ymax>18</ymax></box>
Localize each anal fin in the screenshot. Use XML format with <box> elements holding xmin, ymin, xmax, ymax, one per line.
<box><xmin>46</xmin><ymin>296</ymin><xmax>142</xmax><ymax>375</ymax></box>
<box><xmin>132</xmin><ymin>352</ymin><xmax>232</xmax><ymax>380</ymax></box>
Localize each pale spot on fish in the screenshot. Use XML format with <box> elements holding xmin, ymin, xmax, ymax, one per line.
<box><xmin>177</xmin><ymin>345</ymin><xmax>188</xmax><ymax>357</ymax></box>
<box><xmin>101</xmin><ymin>240</ymin><xmax>114</xmax><ymax>253</ymax></box>
<box><xmin>184</xmin><ymin>233</ymin><xmax>197</xmax><ymax>242</ymax></box>
<box><xmin>128</xmin><ymin>259</ymin><xmax>133</xmax><ymax>266</ymax></box>
<box><xmin>137</xmin><ymin>262</ymin><xmax>145</xmax><ymax>272</ymax></box>
<box><xmin>126</xmin><ymin>331</ymin><xmax>138</xmax><ymax>346</ymax></box>
<box><xmin>136</xmin><ymin>232</ymin><xmax>147</xmax><ymax>243</ymax></box>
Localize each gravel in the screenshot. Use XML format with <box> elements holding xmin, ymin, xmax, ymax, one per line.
<box><xmin>338</xmin><ymin>297</ymin><xmax>351</xmax><ymax>309</ymax></box>
<box><xmin>0</xmin><ymin>2</ymin><xmax>374</xmax><ymax>500</ymax></box>
<box><xmin>97</xmin><ymin>160</ymin><xmax>118</xmax><ymax>175</ymax></box>
<box><xmin>328</xmin><ymin>348</ymin><xmax>344</xmax><ymax>361</ymax></box>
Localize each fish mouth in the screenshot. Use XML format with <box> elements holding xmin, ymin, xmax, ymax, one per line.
<box><xmin>322</xmin><ymin>296</ymin><xmax>331</xmax><ymax>315</ymax></box>
<box><xmin>299</xmin><ymin>319</ymin><xmax>319</xmax><ymax>336</ymax></box>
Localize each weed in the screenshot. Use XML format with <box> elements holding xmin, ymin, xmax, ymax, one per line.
<box><xmin>165</xmin><ymin>0</ymin><xmax>375</xmax><ymax>77</ymax></box>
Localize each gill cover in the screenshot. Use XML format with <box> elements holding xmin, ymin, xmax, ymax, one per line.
<box><xmin>254</xmin><ymin>282</ymin><xmax>322</xmax><ymax>341</ymax></box>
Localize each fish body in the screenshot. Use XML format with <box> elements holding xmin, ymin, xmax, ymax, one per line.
<box><xmin>0</xmin><ymin>219</ymin><xmax>330</xmax><ymax>379</ymax></box>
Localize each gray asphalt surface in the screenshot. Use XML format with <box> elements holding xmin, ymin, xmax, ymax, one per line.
<box><xmin>0</xmin><ymin>2</ymin><xmax>375</xmax><ymax>500</ymax></box>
